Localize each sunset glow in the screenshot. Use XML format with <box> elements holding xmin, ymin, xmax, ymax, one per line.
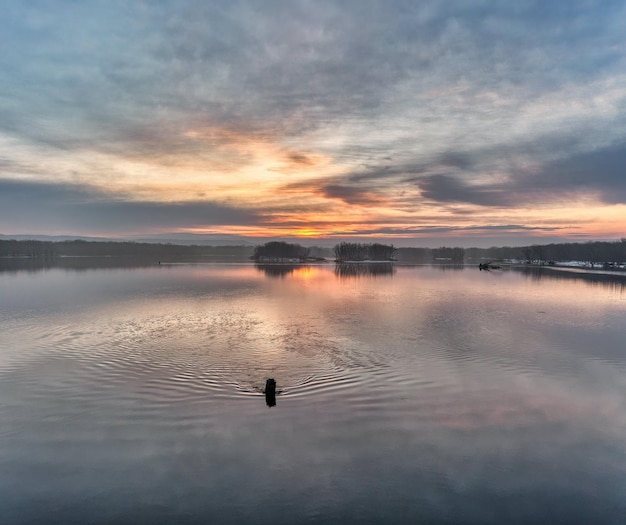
<box><xmin>2</xmin><ymin>2</ymin><xmax>626</xmax><ymax>246</ymax></box>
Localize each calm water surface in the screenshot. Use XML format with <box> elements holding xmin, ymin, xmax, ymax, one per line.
<box><xmin>1</xmin><ymin>263</ymin><xmax>625</xmax><ymax>524</ymax></box>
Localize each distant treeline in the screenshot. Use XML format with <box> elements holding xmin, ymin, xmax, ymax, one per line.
<box><xmin>401</xmin><ymin>240</ymin><xmax>626</xmax><ymax>266</ymax></box>
<box><xmin>252</xmin><ymin>240</ymin><xmax>626</xmax><ymax>265</ymax></box>
<box><xmin>464</xmin><ymin>239</ymin><xmax>626</xmax><ymax>266</ymax></box>
<box><xmin>370</xmin><ymin>240</ymin><xmax>625</xmax><ymax>266</ymax></box>
<box><xmin>2</xmin><ymin>239</ymin><xmax>626</xmax><ymax>267</ymax></box>
<box><xmin>0</xmin><ymin>239</ymin><xmax>254</xmax><ymax>261</ymax></box>
<box><xmin>431</xmin><ymin>246</ymin><xmax>466</xmax><ymax>263</ymax></box>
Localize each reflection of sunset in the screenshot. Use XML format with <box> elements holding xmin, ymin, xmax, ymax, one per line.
<box><xmin>291</xmin><ymin>267</ymin><xmax>324</xmax><ymax>281</ymax></box>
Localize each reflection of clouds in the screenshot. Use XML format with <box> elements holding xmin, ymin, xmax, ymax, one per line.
<box><xmin>4</xmin><ymin>262</ymin><xmax>626</xmax><ymax>522</ymax></box>
<box><xmin>422</xmin><ymin>377</ymin><xmax>626</xmax><ymax>432</ymax></box>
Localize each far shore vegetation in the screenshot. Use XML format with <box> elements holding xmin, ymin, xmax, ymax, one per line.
<box><xmin>252</xmin><ymin>241</ymin><xmax>316</xmax><ymax>262</ymax></box>
<box><xmin>334</xmin><ymin>242</ymin><xmax>398</xmax><ymax>262</ymax></box>
<box><xmin>1</xmin><ymin>238</ymin><xmax>626</xmax><ymax>270</ymax></box>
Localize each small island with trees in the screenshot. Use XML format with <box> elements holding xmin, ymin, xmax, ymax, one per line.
<box><xmin>250</xmin><ymin>241</ymin><xmax>398</xmax><ymax>263</ymax></box>
<box><xmin>333</xmin><ymin>242</ymin><xmax>398</xmax><ymax>262</ymax></box>
<box><xmin>252</xmin><ymin>241</ymin><xmax>321</xmax><ymax>263</ymax></box>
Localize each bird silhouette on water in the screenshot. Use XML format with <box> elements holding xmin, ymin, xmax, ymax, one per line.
<box><xmin>265</xmin><ymin>378</ymin><xmax>276</xmax><ymax>407</ymax></box>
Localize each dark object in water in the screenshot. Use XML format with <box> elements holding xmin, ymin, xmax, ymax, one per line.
<box><xmin>265</xmin><ymin>378</ymin><xmax>276</xmax><ymax>407</ymax></box>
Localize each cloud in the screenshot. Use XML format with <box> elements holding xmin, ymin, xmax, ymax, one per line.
<box><xmin>521</xmin><ymin>143</ymin><xmax>626</xmax><ymax>204</ymax></box>
<box><xmin>320</xmin><ymin>184</ymin><xmax>386</xmax><ymax>206</ymax></box>
<box><xmin>0</xmin><ymin>179</ymin><xmax>259</xmax><ymax>234</ymax></box>
<box><xmin>1</xmin><ymin>1</ymin><xmax>626</xmax><ymax>242</ymax></box>
<box><xmin>5</xmin><ymin>0</ymin><xmax>625</xmax><ymax>150</ymax></box>
<box><xmin>325</xmin><ymin>224</ymin><xmax>566</xmax><ymax>237</ymax></box>
<box><xmin>413</xmin><ymin>143</ymin><xmax>626</xmax><ymax>207</ymax></box>
<box><xmin>416</xmin><ymin>174</ymin><xmax>515</xmax><ymax>207</ymax></box>
<box><xmin>286</xmin><ymin>153</ymin><xmax>315</xmax><ymax>166</ymax></box>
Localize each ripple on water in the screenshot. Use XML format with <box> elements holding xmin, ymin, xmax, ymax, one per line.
<box><xmin>1</xmin><ymin>308</ymin><xmax>396</xmax><ymax>412</ymax></box>
<box><xmin>1</xmin><ymin>292</ymin><xmax>529</xmax><ymax>422</ymax></box>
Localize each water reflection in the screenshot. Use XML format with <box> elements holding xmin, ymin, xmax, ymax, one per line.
<box><xmin>0</xmin><ymin>257</ymin><xmax>157</xmax><ymax>274</ymax></box>
<box><xmin>514</xmin><ymin>266</ymin><xmax>626</xmax><ymax>292</ymax></box>
<box><xmin>2</xmin><ymin>263</ymin><xmax>626</xmax><ymax>523</ymax></box>
<box><xmin>430</xmin><ymin>263</ymin><xmax>466</xmax><ymax>271</ymax></box>
<box><xmin>334</xmin><ymin>262</ymin><xmax>395</xmax><ymax>279</ymax></box>
<box><xmin>255</xmin><ymin>264</ymin><xmax>299</xmax><ymax>278</ymax></box>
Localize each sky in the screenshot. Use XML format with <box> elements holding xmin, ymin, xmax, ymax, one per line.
<box><xmin>1</xmin><ymin>0</ymin><xmax>626</xmax><ymax>247</ymax></box>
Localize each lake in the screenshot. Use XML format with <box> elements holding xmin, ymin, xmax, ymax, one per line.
<box><xmin>1</xmin><ymin>262</ymin><xmax>625</xmax><ymax>524</ymax></box>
